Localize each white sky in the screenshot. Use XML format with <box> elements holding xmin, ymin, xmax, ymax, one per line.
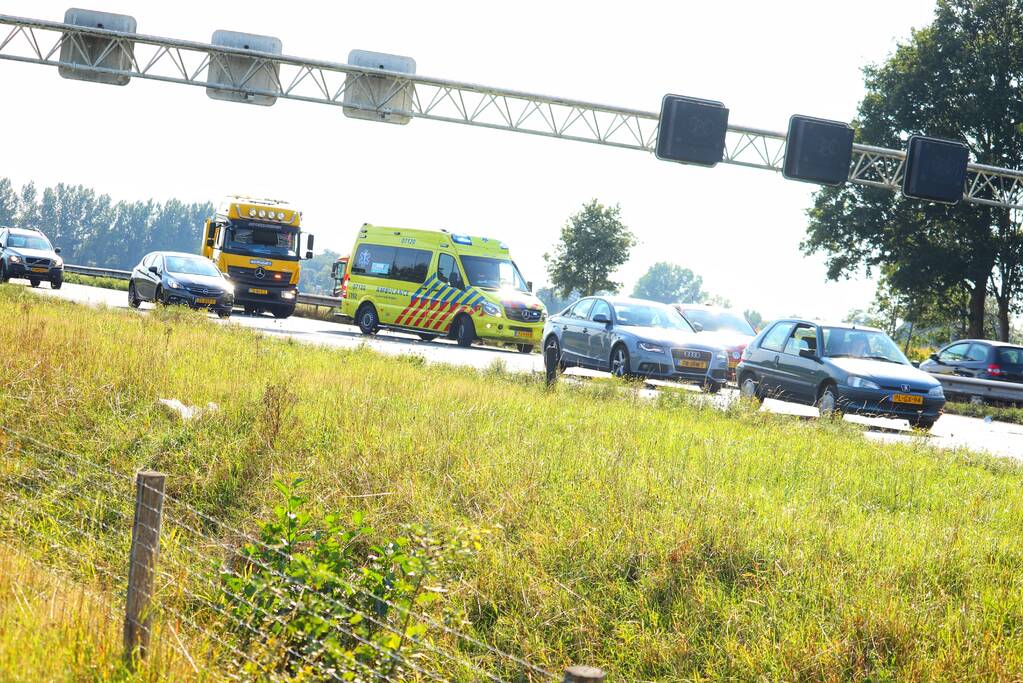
<box><xmin>0</xmin><ymin>0</ymin><xmax>938</xmax><ymax>319</ymax></box>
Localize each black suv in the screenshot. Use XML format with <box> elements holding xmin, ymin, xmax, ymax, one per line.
<box><xmin>0</xmin><ymin>226</ymin><xmax>64</xmax><ymax>289</ymax></box>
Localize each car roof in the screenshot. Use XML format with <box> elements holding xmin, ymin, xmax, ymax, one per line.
<box><xmin>151</xmin><ymin>251</ymin><xmax>204</xmax><ymax>258</ymax></box>
<box><xmin>677</xmin><ymin>303</ymin><xmax>743</xmax><ymax>314</ymax></box>
<box><xmin>597</xmin><ymin>296</ymin><xmax>675</xmax><ymax>307</ymax></box>
<box><xmin>7</xmin><ymin>227</ymin><xmax>45</xmax><ymax>235</ymax></box>
<box><xmin>947</xmin><ymin>338</ymin><xmax>1023</xmax><ymax>348</ymax></box>
<box><xmin>771</xmin><ymin>318</ymin><xmax>884</xmax><ymax>333</ymax></box>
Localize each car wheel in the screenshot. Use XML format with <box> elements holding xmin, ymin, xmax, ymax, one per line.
<box><xmin>217</xmin><ymin>308</ymin><xmax>232</xmax><ymax>319</ymax></box>
<box><xmin>155</xmin><ymin>286</ymin><xmax>166</xmax><ymax>305</ymax></box>
<box><xmin>818</xmin><ymin>383</ymin><xmax>841</xmax><ymax>417</ymax></box>
<box><xmin>29</xmin><ymin>278</ymin><xmax>40</xmax><ymax>288</ymax></box>
<box><xmin>610</xmin><ymin>344</ymin><xmax>630</xmax><ymax>378</ymax></box>
<box><xmin>704</xmin><ymin>380</ymin><xmax>723</xmax><ymax>394</ymax></box>
<box><xmin>417</xmin><ymin>333</ymin><xmax>438</xmax><ymax>342</ymax></box>
<box><xmin>454</xmin><ymin>315</ymin><xmax>476</xmax><ymax>348</ymax></box>
<box><xmin>0</xmin><ymin>261</ymin><xmax>8</xmax><ymax>283</ymax></box>
<box><xmin>739</xmin><ymin>373</ymin><xmax>762</xmax><ymax>402</ymax></box>
<box><xmin>544</xmin><ymin>337</ymin><xmax>563</xmax><ymax>384</ymax></box>
<box><xmin>357</xmin><ymin>303</ymin><xmax>380</xmax><ymax>335</ymax></box>
<box><xmin>914</xmin><ymin>417</ymin><xmax>937</xmax><ymax>431</ymax></box>
<box><xmin>128</xmin><ymin>282</ymin><xmax>141</xmax><ymax>309</ymax></box>
<box><xmin>50</xmin><ymin>278</ymin><xmax>62</xmax><ymax>290</ymax></box>
<box><xmin>243</xmin><ymin>305</ymin><xmax>258</xmax><ymax>316</ymax></box>
<box><xmin>516</xmin><ymin>344</ymin><xmax>533</xmax><ymax>354</ymax></box>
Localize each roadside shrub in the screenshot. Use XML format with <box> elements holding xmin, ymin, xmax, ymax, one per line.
<box><xmin>219</xmin><ymin>478</ymin><xmax>484</xmax><ymax>680</ymax></box>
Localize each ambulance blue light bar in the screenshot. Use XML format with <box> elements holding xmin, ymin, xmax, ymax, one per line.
<box><xmin>451</xmin><ymin>234</ymin><xmax>472</xmax><ymax>245</ymax></box>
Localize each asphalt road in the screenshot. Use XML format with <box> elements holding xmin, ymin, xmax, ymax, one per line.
<box><xmin>23</xmin><ymin>279</ymin><xmax>1023</xmax><ymax>462</ymax></box>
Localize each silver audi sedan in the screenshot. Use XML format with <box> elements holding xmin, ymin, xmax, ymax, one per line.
<box><xmin>542</xmin><ymin>295</ymin><xmax>730</xmax><ymax>391</ymax></box>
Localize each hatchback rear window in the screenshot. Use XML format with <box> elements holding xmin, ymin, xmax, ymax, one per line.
<box><xmin>997</xmin><ymin>347</ymin><xmax>1023</xmax><ymax>365</ymax></box>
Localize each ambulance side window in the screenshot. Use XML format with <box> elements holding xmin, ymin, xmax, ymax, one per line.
<box><xmin>437</xmin><ymin>253</ymin><xmax>465</xmax><ymax>289</ymax></box>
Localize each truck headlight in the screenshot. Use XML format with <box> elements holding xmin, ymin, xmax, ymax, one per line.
<box><xmin>638</xmin><ymin>342</ymin><xmax>664</xmax><ymax>353</ymax></box>
<box><xmin>481</xmin><ymin>301</ymin><xmax>501</xmax><ymax>317</ymax></box>
<box><xmin>847</xmin><ymin>376</ymin><xmax>880</xmax><ymax>390</ymax></box>
<box><xmin>928</xmin><ymin>385</ymin><xmax>944</xmax><ymax>397</ymax></box>
<box><xmin>166</xmin><ymin>278</ymin><xmax>182</xmax><ymax>289</ymax></box>
<box><xmin>281</xmin><ymin>290</ymin><xmax>296</xmax><ymax>300</ymax></box>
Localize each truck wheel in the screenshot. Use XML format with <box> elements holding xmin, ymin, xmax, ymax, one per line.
<box><xmin>357</xmin><ymin>303</ymin><xmax>379</xmax><ymax>335</ymax></box>
<box><xmin>272</xmin><ymin>306</ymin><xmax>292</xmax><ymax>319</ymax></box>
<box><xmin>454</xmin><ymin>315</ymin><xmax>476</xmax><ymax>347</ymax></box>
<box><xmin>217</xmin><ymin>309</ymin><xmax>232</xmax><ymax>319</ymax></box>
<box><xmin>29</xmin><ymin>278</ymin><xmax>40</xmax><ymax>288</ymax></box>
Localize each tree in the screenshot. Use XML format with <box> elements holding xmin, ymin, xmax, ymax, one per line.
<box><xmin>802</xmin><ymin>0</ymin><xmax>1023</xmax><ymax>340</ymax></box>
<box><xmin>544</xmin><ymin>199</ymin><xmax>635</xmax><ymax>297</ymax></box>
<box><xmin>535</xmin><ymin>286</ymin><xmax>577</xmax><ymax>314</ymax></box>
<box><xmin>0</xmin><ymin>178</ymin><xmax>17</xmax><ymax>226</ymax></box>
<box><xmin>632</xmin><ymin>262</ymin><xmax>703</xmax><ymax>303</ymax></box>
<box><xmin>744</xmin><ymin>309</ymin><xmax>764</xmax><ymax>330</ymax></box>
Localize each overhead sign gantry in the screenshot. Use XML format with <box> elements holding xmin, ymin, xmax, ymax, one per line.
<box><xmin>1</xmin><ymin>9</ymin><xmax>1021</xmax><ymax>209</ymax></box>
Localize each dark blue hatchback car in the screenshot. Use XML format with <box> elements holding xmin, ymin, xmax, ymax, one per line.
<box><xmin>735</xmin><ymin>319</ymin><xmax>945</xmax><ymax>429</ymax></box>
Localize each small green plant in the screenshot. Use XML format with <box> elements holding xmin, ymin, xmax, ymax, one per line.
<box><xmin>220</xmin><ymin>478</ymin><xmax>482</xmax><ymax>680</ymax></box>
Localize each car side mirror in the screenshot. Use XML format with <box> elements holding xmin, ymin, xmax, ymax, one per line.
<box><xmin>148</xmin><ymin>266</ymin><xmax>159</xmax><ymax>275</ymax></box>
<box><xmin>592</xmin><ymin>313</ymin><xmax>611</xmax><ymax>325</ymax></box>
<box><xmin>527</xmin><ymin>280</ymin><xmax>533</xmax><ymax>292</ymax></box>
<box><xmin>54</xmin><ymin>247</ymin><xmax>62</xmax><ymax>254</ymax></box>
<box><xmin>929</xmin><ymin>353</ymin><xmax>941</xmax><ymax>363</ymax></box>
<box><xmin>305</xmin><ymin>250</ymin><xmax>313</xmax><ymax>260</ymax></box>
<box><xmin>799</xmin><ymin>348</ymin><xmax>819</xmax><ymax>361</ymax></box>
<box><xmin>692</xmin><ymin>322</ymin><xmax>704</xmax><ymax>332</ymax></box>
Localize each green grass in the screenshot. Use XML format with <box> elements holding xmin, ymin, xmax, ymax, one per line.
<box><xmin>62</xmin><ymin>271</ymin><xmax>130</xmax><ymax>291</ymax></box>
<box><xmin>1</xmin><ymin>283</ymin><xmax>1023</xmax><ymax>680</ymax></box>
<box><xmin>944</xmin><ymin>400</ymin><xmax>1023</xmax><ymax>424</ymax></box>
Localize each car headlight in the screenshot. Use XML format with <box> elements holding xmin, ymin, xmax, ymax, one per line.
<box><xmin>638</xmin><ymin>342</ymin><xmax>664</xmax><ymax>353</ymax></box>
<box><xmin>481</xmin><ymin>301</ymin><xmax>501</xmax><ymax>317</ymax></box>
<box><xmin>847</xmin><ymin>376</ymin><xmax>880</xmax><ymax>390</ymax></box>
<box><xmin>54</xmin><ymin>256</ymin><xmax>63</xmax><ymax>267</ymax></box>
<box><xmin>166</xmin><ymin>278</ymin><xmax>182</xmax><ymax>289</ymax></box>
<box><xmin>281</xmin><ymin>290</ymin><xmax>296</xmax><ymax>300</ymax></box>
<box><xmin>928</xmin><ymin>384</ymin><xmax>944</xmax><ymax>397</ymax></box>
<box><xmin>8</xmin><ymin>255</ymin><xmax>21</xmax><ymax>264</ymax></box>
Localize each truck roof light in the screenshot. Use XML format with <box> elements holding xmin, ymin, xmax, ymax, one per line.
<box><xmin>248</xmin><ymin>209</ymin><xmax>257</xmax><ymax>217</ymax></box>
<box><xmin>258</xmin><ymin>209</ymin><xmax>267</xmax><ymax>218</ymax></box>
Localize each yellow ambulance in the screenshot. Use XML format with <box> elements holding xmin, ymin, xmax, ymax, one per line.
<box><xmin>337</xmin><ymin>225</ymin><xmax>546</xmax><ymax>352</ymax></box>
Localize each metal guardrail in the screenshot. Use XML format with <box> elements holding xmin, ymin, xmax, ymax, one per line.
<box><xmin>928</xmin><ymin>372</ymin><xmax>1023</xmax><ymax>404</ymax></box>
<box><xmin>64</xmin><ymin>264</ymin><xmax>341</xmax><ymax>309</ymax></box>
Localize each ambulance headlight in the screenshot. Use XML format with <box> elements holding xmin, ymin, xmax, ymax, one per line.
<box><xmin>481</xmin><ymin>301</ymin><xmax>501</xmax><ymax>317</ymax></box>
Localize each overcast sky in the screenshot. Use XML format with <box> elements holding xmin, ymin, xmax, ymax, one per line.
<box><xmin>0</xmin><ymin>0</ymin><xmax>938</xmax><ymax>319</ymax></box>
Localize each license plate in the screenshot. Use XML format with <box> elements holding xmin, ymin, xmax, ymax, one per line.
<box><xmin>30</xmin><ymin>267</ymin><xmax>48</xmax><ymax>273</ymax></box>
<box><xmin>514</xmin><ymin>330</ymin><xmax>532</xmax><ymax>338</ymax></box>
<box><xmin>195</xmin><ymin>297</ymin><xmax>217</xmax><ymax>305</ymax></box>
<box><xmin>677</xmin><ymin>359</ymin><xmax>708</xmax><ymax>369</ymax></box>
<box><xmin>892</xmin><ymin>393</ymin><xmax>923</xmax><ymax>405</ymax></box>
<box><xmin>249</xmin><ymin>288</ymin><xmax>268</xmax><ymax>295</ymax></box>
<box><xmin>728</xmin><ymin>359</ymin><xmax>739</xmax><ymax>368</ymax></box>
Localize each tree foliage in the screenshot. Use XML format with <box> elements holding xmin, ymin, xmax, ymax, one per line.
<box><xmin>544</xmin><ymin>199</ymin><xmax>636</xmax><ymax>297</ymax></box>
<box><xmin>632</xmin><ymin>262</ymin><xmax>704</xmax><ymax>303</ymax></box>
<box><xmin>802</xmin><ymin>0</ymin><xmax>1023</xmax><ymax>339</ymax></box>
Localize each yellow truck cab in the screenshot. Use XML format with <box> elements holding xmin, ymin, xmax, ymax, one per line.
<box><xmin>337</xmin><ymin>225</ymin><xmax>546</xmax><ymax>352</ymax></box>
<box><xmin>200</xmin><ymin>197</ymin><xmax>314</xmax><ymax>319</ymax></box>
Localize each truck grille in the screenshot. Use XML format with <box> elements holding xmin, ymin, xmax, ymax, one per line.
<box><xmin>506</xmin><ymin>308</ymin><xmax>543</xmax><ymax>323</ymax></box>
<box><xmin>227</xmin><ymin>265</ymin><xmax>291</xmax><ymax>285</ymax></box>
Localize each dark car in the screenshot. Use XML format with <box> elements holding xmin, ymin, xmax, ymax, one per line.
<box><xmin>128</xmin><ymin>251</ymin><xmax>234</xmax><ymax>318</ymax></box>
<box><xmin>0</xmin><ymin>226</ymin><xmax>64</xmax><ymax>289</ymax></box>
<box><xmin>735</xmin><ymin>319</ymin><xmax>944</xmax><ymax>429</ymax></box>
<box><xmin>542</xmin><ymin>296</ymin><xmax>730</xmax><ymax>391</ymax></box>
<box><xmin>918</xmin><ymin>339</ymin><xmax>1023</xmax><ymax>383</ymax></box>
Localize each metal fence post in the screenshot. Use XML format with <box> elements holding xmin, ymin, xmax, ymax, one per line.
<box><xmin>564</xmin><ymin>665</ymin><xmax>605</xmax><ymax>682</ymax></box>
<box><xmin>124</xmin><ymin>470</ymin><xmax>166</xmax><ymax>665</ymax></box>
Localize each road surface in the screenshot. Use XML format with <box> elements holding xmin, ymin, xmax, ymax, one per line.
<box><xmin>21</xmin><ymin>280</ymin><xmax>1023</xmax><ymax>462</ymax></box>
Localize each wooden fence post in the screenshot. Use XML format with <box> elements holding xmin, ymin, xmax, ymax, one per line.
<box><xmin>564</xmin><ymin>665</ymin><xmax>606</xmax><ymax>682</ymax></box>
<box><xmin>124</xmin><ymin>470</ymin><xmax>166</xmax><ymax>665</ymax></box>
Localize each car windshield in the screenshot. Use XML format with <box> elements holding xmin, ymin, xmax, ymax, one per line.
<box><xmin>7</xmin><ymin>234</ymin><xmax>51</xmax><ymax>250</ymax></box>
<box><xmin>460</xmin><ymin>256</ymin><xmax>528</xmax><ymax>292</ymax></box>
<box><xmin>164</xmin><ymin>256</ymin><xmax>222</xmax><ymax>277</ymax></box>
<box><xmin>613</xmin><ymin>302</ymin><xmax>693</xmax><ymax>330</ymax></box>
<box><xmin>822</xmin><ymin>327</ymin><xmax>909</xmax><ymax>364</ymax></box>
<box><xmin>680</xmin><ymin>308</ymin><xmax>755</xmax><ymax>335</ymax></box>
<box><xmin>226</xmin><ymin>220</ymin><xmax>298</xmax><ymax>259</ymax></box>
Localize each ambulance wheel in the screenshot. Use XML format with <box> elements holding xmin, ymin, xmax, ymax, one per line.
<box><xmin>454</xmin><ymin>315</ymin><xmax>476</xmax><ymax>348</ymax></box>
<box><xmin>357</xmin><ymin>303</ymin><xmax>380</xmax><ymax>335</ymax></box>
<box><xmin>417</xmin><ymin>333</ymin><xmax>438</xmax><ymax>342</ymax></box>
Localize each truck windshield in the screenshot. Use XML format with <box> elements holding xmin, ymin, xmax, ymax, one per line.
<box><xmin>165</xmin><ymin>256</ymin><xmax>222</xmax><ymax>277</ymax></box>
<box><xmin>226</xmin><ymin>220</ymin><xmax>298</xmax><ymax>259</ymax></box>
<box><xmin>460</xmin><ymin>256</ymin><xmax>528</xmax><ymax>291</ymax></box>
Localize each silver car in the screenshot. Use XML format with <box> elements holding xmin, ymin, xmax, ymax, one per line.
<box><xmin>542</xmin><ymin>296</ymin><xmax>730</xmax><ymax>391</ymax></box>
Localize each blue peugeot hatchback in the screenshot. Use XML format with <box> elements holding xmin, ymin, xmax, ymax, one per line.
<box><xmin>735</xmin><ymin>319</ymin><xmax>944</xmax><ymax>429</ymax></box>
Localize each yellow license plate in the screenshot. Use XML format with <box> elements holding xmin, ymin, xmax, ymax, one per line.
<box><xmin>892</xmin><ymin>393</ymin><xmax>923</xmax><ymax>405</ymax></box>
<box><xmin>196</xmin><ymin>297</ymin><xmax>217</xmax><ymax>305</ymax></box>
<box><xmin>514</xmin><ymin>330</ymin><xmax>532</xmax><ymax>338</ymax></box>
<box><xmin>249</xmin><ymin>288</ymin><xmax>268</xmax><ymax>295</ymax></box>
<box><xmin>30</xmin><ymin>267</ymin><xmax>48</xmax><ymax>273</ymax></box>
<box><xmin>678</xmin><ymin>359</ymin><xmax>708</xmax><ymax>369</ymax></box>
<box><xmin>728</xmin><ymin>359</ymin><xmax>739</xmax><ymax>368</ymax></box>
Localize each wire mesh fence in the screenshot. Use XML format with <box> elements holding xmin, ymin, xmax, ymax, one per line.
<box><xmin>0</xmin><ymin>424</ymin><xmax>599</xmax><ymax>682</ymax></box>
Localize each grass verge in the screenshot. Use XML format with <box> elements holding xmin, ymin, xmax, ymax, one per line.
<box><xmin>1</xmin><ymin>284</ymin><xmax>1023</xmax><ymax>680</ymax></box>
<box><xmin>944</xmin><ymin>400</ymin><xmax>1023</xmax><ymax>424</ymax></box>
<box><xmin>62</xmin><ymin>272</ymin><xmax>130</xmax><ymax>291</ymax></box>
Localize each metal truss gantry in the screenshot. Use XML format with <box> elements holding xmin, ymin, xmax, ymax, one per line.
<box><xmin>2</xmin><ymin>13</ymin><xmax>1022</xmax><ymax>210</ymax></box>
